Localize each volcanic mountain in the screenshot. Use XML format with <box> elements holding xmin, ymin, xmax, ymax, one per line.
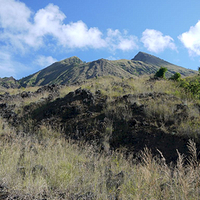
<box><xmin>2</xmin><ymin>52</ymin><xmax>198</xmax><ymax>88</ymax></box>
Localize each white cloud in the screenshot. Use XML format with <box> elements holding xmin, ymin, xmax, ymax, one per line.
<box><xmin>26</xmin><ymin>4</ymin><xmax>66</xmax><ymax>48</ymax></box>
<box><xmin>60</xmin><ymin>21</ymin><xmax>106</xmax><ymax>49</ymax></box>
<box><xmin>0</xmin><ymin>0</ymin><xmax>32</xmax><ymax>52</ymax></box>
<box><xmin>106</xmin><ymin>29</ymin><xmax>138</xmax><ymax>51</ymax></box>
<box><xmin>0</xmin><ymin>51</ymin><xmax>20</xmax><ymax>77</ymax></box>
<box><xmin>35</xmin><ymin>55</ymin><xmax>57</xmax><ymax>67</ymax></box>
<box><xmin>178</xmin><ymin>20</ymin><xmax>200</xmax><ymax>56</ymax></box>
<box><xmin>141</xmin><ymin>29</ymin><xmax>177</xmax><ymax>53</ymax></box>
<box><xmin>0</xmin><ymin>0</ymin><xmax>31</xmax><ymax>31</ymax></box>
<box><xmin>0</xmin><ymin>0</ymin><xmax>138</xmax><ymax>52</ymax></box>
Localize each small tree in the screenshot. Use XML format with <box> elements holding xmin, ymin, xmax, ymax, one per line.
<box><xmin>170</xmin><ymin>72</ymin><xmax>181</xmax><ymax>81</ymax></box>
<box><xmin>154</xmin><ymin>67</ymin><xmax>168</xmax><ymax>79</ymax></box>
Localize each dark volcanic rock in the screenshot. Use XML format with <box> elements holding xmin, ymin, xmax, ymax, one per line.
<box><xmin>27</xmin><ymin>90</ymin><xmax>199</xmax><ymax>163</ymax></box>
<box><xmin>36</xmin><ymin>84</ymin><xmax>61</xmax><ymax>94</ymax></box>
<box><xmin>0</xmin><ymin>184</ymin><xmax>9</xmax><ymax>200</ymax></box>
<box><xmin>31</xmin><ymin>88</ymin><xmax>106</xmax><ymax>121</ymax></box>
<box><xmin>30</xmin><ymin>88</ymin><xmax>107</xmax><ymax>143</ymax></box>
<box><xmin>0</xmin><ymin>103</ymin><xmax>18</xmax><ymax>126</ymax></box>
<box><xmin>21</xmin><ymin>91</ymin><xmax>30</xmax><ymax>98</ymax></box>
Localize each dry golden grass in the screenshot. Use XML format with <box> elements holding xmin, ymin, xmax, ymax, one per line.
<box><xmin>0</xmin><ymin>86</ymin><xmax>40</xmax><ymax>95</ymax></box>
<box><xmin>0</xmin><ymin>76</ymin><xmax>200</xmax><ymax>199</ymax></box>
<box><xmin>0</xmin><ymin>118</ymin><xmax>200</xmax><ymax>199</ymax></box>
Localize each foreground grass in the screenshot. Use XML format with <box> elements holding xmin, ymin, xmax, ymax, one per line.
<box><xmin>0</xmin><ymin>76</ymin><xmax>200</xmax><ymax>199</ymax></box>
<box><xmin>0</xmin><ymin>121</ymin><xmax>200</xmax><ymax>199</ymax></box>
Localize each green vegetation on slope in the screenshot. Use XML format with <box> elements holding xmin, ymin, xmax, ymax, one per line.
<box><xmin>179</xmin><ymin>76</ymin><xmax>200</xmax><ymax>99</ymax></box>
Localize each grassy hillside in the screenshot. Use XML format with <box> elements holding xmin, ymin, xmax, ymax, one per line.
<box><xmin>0</xmin><ymin>74</ymin><xmax>200</xmax><ymax>199</ymax></box>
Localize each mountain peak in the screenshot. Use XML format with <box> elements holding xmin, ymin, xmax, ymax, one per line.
<box><xmin>92</xmin><ymin>58</ymin><xmax>108</xmax><ymax>64</ymax></box>
<box><xmin>132</xmin><ymin>52</ymin><xmax>173</xmax><ymax>66</ymax></box>
<box><xmin>132</xmin><ymin>52</ymin><xmax>151</xmax><ymax>62</ymax></box>
<box><xmin>60</xmin><ymin>56</ymin><xmax>83</xmax><ymax>65</ymax></box>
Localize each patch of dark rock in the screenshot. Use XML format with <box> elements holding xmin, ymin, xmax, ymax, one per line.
<box><xmin>1</xmin><ymin>87</ymin><xmax>198</xmax><ymax>165</ymax></box>
<box><xmin>31</xmin><ymin>88</ymin><xmax>106</xmax><ymax>121</ymax></box>
<box><xmin>0</xmin><ymin>103</ymin><xmax>18</xmax><ymax>126</ymax></box>
<box><xmin>0</xmin><ymin>183</ymin><xmax>9</xmax><ymax>200</ymax></box>
<box><xmin>21</xmin><ymin>91</ymin><xmax>31</xmax><ymax>98</ymax></box>
<box><xmin>36</xmin><ymin>84</ymin><xmax>61</xmax><ymax>94</ymax></box>
<box><xmin>76</xmin><ymin>192</ymin><xmax>95</xmax><ymax>200</ymax></box>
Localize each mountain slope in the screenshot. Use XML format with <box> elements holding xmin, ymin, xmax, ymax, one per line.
<box><xmin>19</xmin><ymin>57</ymin><xmax>137</xmax><ymax>87</ymax></box>
<box><xmin>17</xmin><ymin>52</ymin><xmax>198</xmax><ymax>87</ymax></box>
<box><xmin>132</xmin><ymin>52</ymin><xmax>196</xmax><ymax>77</ymax></box>
<box><xmin>133</xmin><ymin>51</ymin><xmax>174</xmax><ymax>66</ymax></box>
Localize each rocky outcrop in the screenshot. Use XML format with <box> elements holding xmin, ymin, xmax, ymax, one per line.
<box><xmin>26</xmin><ymin>89</ymin><xmax>199</xmax><ymax>163</ymax></box>
<box><xmin>0</xmin><ymin>84</ymin><xmax>199</xmax><ymax>163</ymax></box>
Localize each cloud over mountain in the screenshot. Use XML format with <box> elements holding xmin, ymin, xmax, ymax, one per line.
<box><xmin>106</xmin><ymin>29</ymin><xmax>138</xmax><ymax>51</ymax></box>
<box><xmin>141</xmin><ymin>29</ymin><xmax>177</xmax><ymax>53</ymax></box>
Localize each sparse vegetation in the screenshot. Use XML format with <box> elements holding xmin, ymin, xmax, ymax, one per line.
<box><xmin>1</xmin><ymin>71</ymin><xmax>200</xmax><ymax>199</ymax></box>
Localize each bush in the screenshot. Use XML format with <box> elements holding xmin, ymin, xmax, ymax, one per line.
<box><xmin>170</xmin><ymin>72</ymin><xmax>181</xmax><ymax>81</ymax></box>
<box><xmin>180</xmin><ymin>79</ymin><xmax>200</xmax><ymax>98</ymax></box>
<box><xmin>155</xmin><ymin>67</ymin><xmax>168</xmax><ymax>79</ymax></box>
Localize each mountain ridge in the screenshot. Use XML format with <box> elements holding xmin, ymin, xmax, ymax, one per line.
<box><xmin>0</xmin><ymin>52</ymin><xmax>198</xmax><ymax>88</ymax></box>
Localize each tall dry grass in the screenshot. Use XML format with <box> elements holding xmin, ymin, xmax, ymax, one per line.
<box><xmin>0</xmin><ymin>119</ymin><xmax>200</xmax><ymax>199</ymax></box>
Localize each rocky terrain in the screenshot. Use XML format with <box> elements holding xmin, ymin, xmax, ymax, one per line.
<box><xmin>0</xmin><ymin>80</ymin><xmax>199</xmax><ymax>164</ymax></box>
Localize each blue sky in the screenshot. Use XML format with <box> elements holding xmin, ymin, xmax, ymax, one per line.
<box><xmin>1</xmin><ymin>0</ymin><xmax>200</xmax><ymax>79</ymax></box>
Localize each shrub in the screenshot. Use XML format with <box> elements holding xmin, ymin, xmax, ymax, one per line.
<box><xmin>154</xmin><ymin>67</ymin><xmax>168</xmax><ymax>79</ymax></box>
<box><xmin>180</xmin><ymin>79</ymin><xmax>200</xmax><ymax>98</ymax></box>
<box><xmin>170</xmin><ymin>72</ymin><xmax>181</xmax><ymax>81</ymax></box>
